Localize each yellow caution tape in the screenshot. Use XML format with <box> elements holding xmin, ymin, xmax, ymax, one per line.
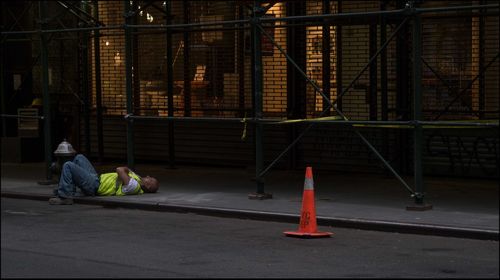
<box><xmin>241</xmin><ymin>113</ymin><xmax>248</xmax><ymax>141</ymax></box>
<box><xmin>241</xmin><ymin>115</ymin><xmax>342</xmax><ymax>140</ymax></box>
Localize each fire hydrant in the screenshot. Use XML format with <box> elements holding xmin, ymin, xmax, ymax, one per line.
<box><xmin>50</xmin><ymin>139</ymin><xmax>77</xmax><ymax>180</ymax></box>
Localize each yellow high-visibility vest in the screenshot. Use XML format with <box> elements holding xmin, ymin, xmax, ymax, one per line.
<box><xmin>97</xmin><ymin>172</ymin><xmax>143</xmax><ymax>196</ymax></box>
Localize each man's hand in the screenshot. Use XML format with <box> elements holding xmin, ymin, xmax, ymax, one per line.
<box><xmin>116</xmin><ymin>166</ymin><xmax>131</xmax><ymax>185</ymax></box>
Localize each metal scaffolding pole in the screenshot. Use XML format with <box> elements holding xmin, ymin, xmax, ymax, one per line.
<box><xmin>479</xmin><ymin>0</ymin><xmax>485</xmax><ymax>119</ymax></box>
<box><xmin>380</xmin><ymin>1</ymin><xmax>388</xmax><ymax>121</ymax></box>
<box><xmin>39</xmin><ymin>1</ymin><xmax>53</xmax><ymax>181</ymax></box>
<box><xmin>369</xmin><ymin>22</ymin><xmax>378</xmax><ymax>120</ymax></box>
<box><xmin>0</xmin><ymin>30</ymin><xmax>5</xmax><ymax>137</ymax></box>
<box><xmin>183</xmin><ymin>1</ymin><xmax>191</xmax><ymax>117</ymax></box>
<box><xmin>380</xmin><ymin>1</ymin><xmax>389</xmax><ymax>176</ymax></box>
<box><xmin>249</xmin><ymin>0</ymin><xmax>271</xmax><ymax>200</ymax></box>
<box><xmin>166</xmin><ymin>0</ymin><xmax>176</xmax><ymax>169</ymax></box>
<box><xmin>409</xmin><ymin>13</ymin><xmax>431</xmax><ymax>210</ymax></box>
<box><xmin>93</xmin><ymin>1</ymin><xmax>104</xmax><ymax>162</ymax></box>
<box><xmin>322</xmin><ymin>0</ymin><xmax>331</xmax><ymax>115</ymax></box>
<box><xmin>124</xmin><ymin>0</ymin><xmax>135</xmax><ymax>169</ymax></box>
<box><xmin>81</xmin><ymin>1</ymin><xmax>91</xmax><ymax>156</ymax></box>
<box><xmin>336</xmin><ymin>0</ymin><xmax>343</xmax><ymax>112</ymax></box>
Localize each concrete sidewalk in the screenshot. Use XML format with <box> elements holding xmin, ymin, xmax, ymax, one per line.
<box><xmin>1</xmin><ymin>162</ymin><xmax>498</xmax><ymax>240</ymax></box>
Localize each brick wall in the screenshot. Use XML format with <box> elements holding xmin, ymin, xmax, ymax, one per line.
<box><xmin>338</xmin><ymin>1</ymin><xmax>379</xmax><ymax>120</ymax></box>
<box><xmin>92</xmin><ymin>1</ymin><xmax>126</xmax><ymax>116</ymax></box>
<box><xmin>305</xmin><ymin>1</ymin><xmax>337</xmax><ymax>117</ymax></box>
<box><xmin>262</xmin><ymin>3</ymin><xmax>288</xmax><ymax>117</ymax></box>
<box><xmin>482</xmin><ymin>1</ymin><xmax>499</xmax><ymax>118</ymax></box>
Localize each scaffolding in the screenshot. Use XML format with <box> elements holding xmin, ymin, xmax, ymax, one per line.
<box><xmin>1</xmin><ymin>1</ymin><xmax>499</xmax><ymax>208</ymax></box>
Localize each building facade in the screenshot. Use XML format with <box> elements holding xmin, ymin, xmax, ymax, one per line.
<box><xmin>1</xmin><ymin>1</ymin><xmax>499</xmax><ymax>179</ymax></box>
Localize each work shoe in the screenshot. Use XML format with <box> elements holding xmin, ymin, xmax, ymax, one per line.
<box><xmin>48</xmin><ymin>197</ymin><xmax>73</xmax><ymax>205</ymax></box>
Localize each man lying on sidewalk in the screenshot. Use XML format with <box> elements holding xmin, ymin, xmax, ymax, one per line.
<box><xmin>49</xmin><ymin>154</ymin><xmax>159</xmax><ymax>205</ymax></box>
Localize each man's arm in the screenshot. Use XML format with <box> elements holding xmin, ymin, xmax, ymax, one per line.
<box><xmin>116</xmin><ymin>166</ymin><xmax>131</xmax><ymax>185</ymax></box>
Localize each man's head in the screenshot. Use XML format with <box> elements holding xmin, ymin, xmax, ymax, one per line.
<box><xmin>141</xmin><ymin>176</ymin><xmax>159</xmax><ymax>193</ymax></box>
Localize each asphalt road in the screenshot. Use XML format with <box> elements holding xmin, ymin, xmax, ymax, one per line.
<box><xmin>2</xmin><ymin>198</ymin><xmax>498</xmax><ymax>278</ymax></box>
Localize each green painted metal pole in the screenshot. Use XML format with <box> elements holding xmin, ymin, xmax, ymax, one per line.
<box><xmin>253</xmin><ymin>1</ymin><xmax>265</xmax><ymax>196</ymax></box>
<box><xmin>39</xmin><ymin>1</ymin><xmax>53</xmax><ymax>180</ymax></box>
<box><xmin>369</xmin><ymin>23</ymin><xmax>377</xmax><ymax>120</ymax></box>
<box><xmin>81</xmin><ymin>1</ymin><xmax>91</xmax><ymax>156</ymax></box>
<box><xmin>183</xmin><ymin>1</ymin><xmax>191</xmax><ymax>117</ymax></box>
<box><xmin>0</xmin><ymin>30</ymin><xmax>6</xmax><ymax>137</ymax></box>
<box><xmin>478</xmin><ymin>0</ymin><xmax>485</xmax><ymax>119</ymax></box>
<box><xmin>238</xmin><ymin>5</ymin><xmax>246</xmax><ymax>118</ymax></box>
<box><xmin>380</xmin><ymin>1</ymin><xmax>389</xmax><ymax>176</ymax></box>
<box><xmin>336</xmin><ymin>0</ymin><xmax>343</xmax><ymax>111</ymax></box>
<box><xmin>412</xmin><ymin>14</ymin><xmax>424</xmax><ymax>205</ymax></box>
<box><xmin>322</xmin><ymin>0</ymin><xmax>331</xmax><ymax>115</ymax></box>
<box><xmin>0</xmin><ymin>0</ymin><xmax>6</xmax><ymax>136</ymax></box>
<box><xmin>124</xmin><ymin>0</ymin><xmax>134</xmax><ymax>169</ymax></box>
<box><xmin>166</xmin><ymin>0</ymin><xmax>176</xmax><ymax>168</ymax></box>
<box><xmin>93</xmin><ymin>1</ymin><xmax>104</xmax><ymax>162</ymax></box>
<box><xmin>380</xmin><ymin>1</ymin><xmax>388</xmax><ymax>121</ymax></box>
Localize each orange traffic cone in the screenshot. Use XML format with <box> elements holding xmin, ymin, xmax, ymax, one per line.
<box><xmin>284</xmin><ymin>166</ymin><xmax>333</xmax><ymax>238</ymax></box>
